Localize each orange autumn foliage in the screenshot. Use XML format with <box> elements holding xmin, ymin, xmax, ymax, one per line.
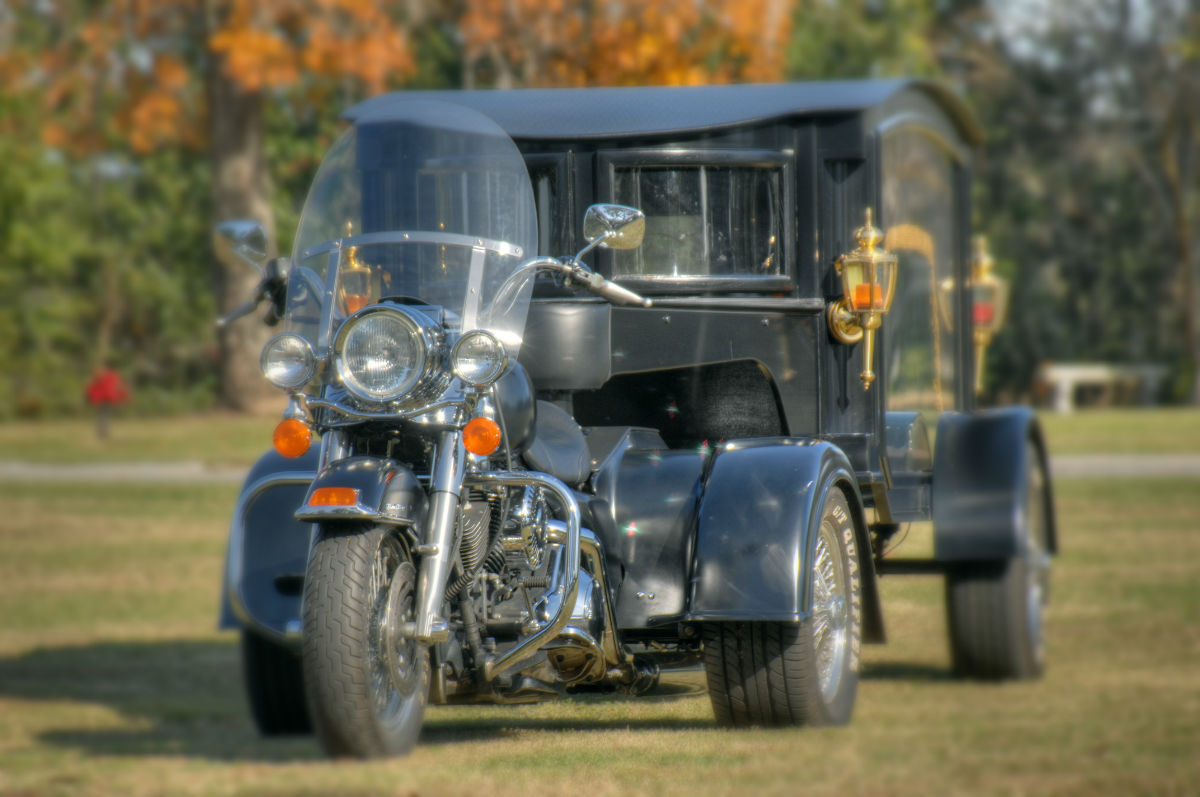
<box><xmin>459</xmin><ymin>0</ymin><xmax>794</xmax><ymax>89</ymax></box>
<box><xmin>4</xmin><ymin>0</ymin><xmax>417</xmax><ymax>155</ymax></box>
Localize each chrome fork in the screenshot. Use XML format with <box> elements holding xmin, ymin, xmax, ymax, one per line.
<box><xmin>413</xmin><ymin>430</ymin><xmax>466</xmax><ymax>643</ymax></box>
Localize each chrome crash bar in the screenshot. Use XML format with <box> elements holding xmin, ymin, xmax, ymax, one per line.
<box><xmin>465</xmin><ymin>469</ymin><xmax>581</xmax><ymax>681</ymax></box>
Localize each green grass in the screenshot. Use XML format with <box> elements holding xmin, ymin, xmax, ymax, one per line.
<box><xmin>0</xmin><ymin>411</ymin><xmax>283</xmax><ymax>466</ymax></box>
<box><xmin>0</xmin><ymin>407</ymin><xmax>1195</xmax><ymax>793</ymax></box>
<box><xmin>2</xmin><ymin>405</ymin><xmax>1199</xmax><ymax>466</ymax></box>
<box><xmin>1</xmin><ymin>474</ymin><xmax>1198</xmax><ymax>794</ymax></box>
<box><xmin>1038</xmin><ymin>406</ymin><xmax>1200</xmax><ymax>454</ymax></box>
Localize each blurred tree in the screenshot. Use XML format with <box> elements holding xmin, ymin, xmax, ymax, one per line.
<box><xmin>948</xmin><ymin>0</ymin><xmax>1200</xmax><ymax>403</ymax></box>
<box><xmin>786</xmin><ymin>0</ymin><xmax>941</xmax><ymax>79</ymax></box>
<box><xmin>459</xmin><ymin>0</ymin><xmax>793</xmax><ymax>87</ymax></box>
<box><xmin>1</xmin><ymin>0</ymin><xmax>420</xmax><ymax>410</ymax></box>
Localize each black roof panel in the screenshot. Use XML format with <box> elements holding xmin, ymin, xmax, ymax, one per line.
<box><xmin>345</xmin><ymin>80</ymin><xmax>982</xmax><ymax>144</ymax></box>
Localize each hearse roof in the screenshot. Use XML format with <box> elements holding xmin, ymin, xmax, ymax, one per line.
<box><xmin>344</xmin><ymin>79</ymin><xmax>983</xmax><ymax>145</ymax></box>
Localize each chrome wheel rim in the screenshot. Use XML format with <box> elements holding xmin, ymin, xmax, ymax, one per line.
<box><xmin>812</xmin><ymin>516</ymin><xmax>849</xmax><ymax>702</ymax></box>
<box><xmin>368</xmin><ymin>536</ymin><xmax>421</xmax><ymax>722</ymax></box>
<box><xmin>1024</xmin><ymin>452</ymin><xmax>1050</xmax><ymax>667</ymax></box>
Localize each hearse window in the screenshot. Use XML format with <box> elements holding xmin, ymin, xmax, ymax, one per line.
<box><xmin>881</xmin><ymin>126</ymin><xmax>961</xmax><ymax>413</ymax></box>
<box><xmin>530</xmin><ymin>163</ymin><xmax>557</xmax><ymax>256</ymax></box>
<box><xmin>525</xmin><ymin>153</ymin><xmax>571</xmax><ymax>257</ymax></box>
<box><xmin>609</xmin><ymin>163</ymin><xmax>783</xmax><ymax>280</ymax></box>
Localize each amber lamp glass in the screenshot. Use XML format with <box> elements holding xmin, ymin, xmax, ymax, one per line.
<box><xmin>828</xmin><ymin>208</ymin><xmax>898</xmax><ymax>389</ymax></box>
<box><xmin>970</xmin><ymin>235</ymin><xmax>1010</xmax><ymax>394</ymax></box>
<box><xmin>463</xmin><ymin>416</ymin><xmax>502</xmax><ymax>456</ymax></box>
<box><xmin>273</xmin><ymin>418</ymin><xmax>312</xmax><ymax>458</ymax></box>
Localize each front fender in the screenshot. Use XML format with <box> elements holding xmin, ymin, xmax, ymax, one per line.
<box><xmin>686</xmin><ymin>439</ymin><xmax>873</xmax><ymax>627</ymax></box>
<box><xmin>932</xmin><ymin>407</ymin><xmax>1057</xmax><ymax>561</ymax></box>
<box><xmin>295</xmin><ymin>456</ymin><xmax>427</xmax><ymax>529</ymax></box>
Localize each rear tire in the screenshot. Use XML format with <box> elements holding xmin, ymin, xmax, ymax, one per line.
<box><xmin>241</xmin><ymin>630</ymin><xmax>311</xmax><ymax>736</ymax></box>
<box><xmin>302</xmin><ymin>524</ymin><xmax>428</xmax><ymax>758</ymax></box>
<box><xmin>945</xmin><ymin>444</ymin><xmax>1051</xmax><ymax>679</ymax></box>
<box><xmin>703</xmin><ymin>486</ymin><xmax>862</xmax><ymax>726</ymax></box>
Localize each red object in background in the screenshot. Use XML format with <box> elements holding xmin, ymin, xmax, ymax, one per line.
<box><xmin>973</xmin><ymin>301</ymin><xmax>996</xmax><ymax>327</ymax></box>
<box><xmin>86</xmin><ymin>368</ymin><xmax>130</xmax><ymax>406</ymax></box>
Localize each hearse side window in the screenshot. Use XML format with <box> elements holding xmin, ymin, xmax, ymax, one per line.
<box><xmin>530</xmin><ymin>163</ymin><xmax>557</xmax><ymax>256</ymax></box>
<box><xmin>609</xmin><ymin>164</ymin><xmax>783</xmax><ymax>279</ymax></box>
<box><xmin>525</xmin><ymin>153</ymin><xmax>571</xmax><ymax>258</ymax></box>
<box><xmin>881</xmin><ymin>126</ymin><xmax>961</xmax><ymax>413</ymax></box>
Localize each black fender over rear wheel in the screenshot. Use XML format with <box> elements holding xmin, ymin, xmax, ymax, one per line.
<box><xmin>302</xmin><ymin>524</ymin><xmax>428</xmax><ymax>758</ymax></box>
<box><xmin>945</xmin><ymin>444</ymin><xmax>1052</xmax><ymax>680</ymax></box>
<box><xmin>703</xmin><ymin>486</ymin><xmax>862</xmax><ymax>727</ymax></box>
<box><xmin>240</xmin><ymin>630</ymin><xmax>311</xmax><ymax>736</ymax></box>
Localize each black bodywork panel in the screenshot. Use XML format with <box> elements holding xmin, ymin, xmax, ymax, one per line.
<box><xmin>219</xmin><ymin>449</ymin><xmax>320</xmax><ymax>643</ymax></box>
<box><xmin>932</xmin><ymin>407</ymin><xmax>1058</xmax><ymax>560</ymax></box>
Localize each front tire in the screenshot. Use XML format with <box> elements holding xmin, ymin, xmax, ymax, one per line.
<box><xmin>703</xmin><ymin>486</ymin><xmax>862</xmax><ymax>727</ymax></box>
<box><xmin>302</xmin><ymin>524</ymin><xmax>428</xmax><ymax>758</ymax></box>
<box><xmin>945</xmin><ymin>444</ymin><xmax>1052</xmax><ymax>679</ymax></box>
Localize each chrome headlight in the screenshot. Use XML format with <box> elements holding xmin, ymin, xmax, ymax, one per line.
<box><xmin>334</xmin><ymin>307</ymin><xmax>437</xmax><ymax>402</ymax></box>
<box><xmin>261</xmin><ymin>333</ymin><xmax>316</xmax><ymax>391</ymax></box>
<box><xmin>451</xmin><ymin>331</ymin><xmax>508</xmax><ymax>387</ymax></box>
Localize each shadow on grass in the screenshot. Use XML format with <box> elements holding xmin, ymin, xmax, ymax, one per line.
<box><xmin>0</xmin><ymin>639</ymin><xmax>715</xmax><ymax>759</ymax></box>
<box><xmin>861</xmin><ymin>661</ymin><xmax>953</xmax><ymax>682</ymax></box>
<box><xmin>2</xmin><ymin>639</ymin><xmax>953</xmax><ymax>758</ymax></box>
<box><xmin>0</xmin><ymin>638</ymin><xmax>320</xmax><ymax>762</ymax></box>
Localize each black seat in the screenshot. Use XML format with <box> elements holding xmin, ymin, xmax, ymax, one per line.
<box><xmin>522</xmin><ymin>401</ymin><xmax>592</xmax><ymax>487</ymax></box>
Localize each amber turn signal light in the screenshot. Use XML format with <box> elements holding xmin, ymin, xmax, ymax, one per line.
<box><xmin>273</xmin><ymin>418</ymin><xmax>312</xmax><ymax>458</ymax></box>
<box><xmin>307</xmin><ymin>486</ymin><xmax>360</xmax><ymax>507</ymax></box>
<box><xmin>462</xmin><ymin>416</ymin><xmax>502</xmax><ymax>456</ymax></box>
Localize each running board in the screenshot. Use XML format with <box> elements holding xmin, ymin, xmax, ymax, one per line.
<box><xmin>875</xmin><ymin>558</ymin><xmax>947</xmax><ymax>576</ymax></box>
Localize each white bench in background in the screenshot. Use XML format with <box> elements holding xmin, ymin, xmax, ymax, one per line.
<box><xmin>1038</xmin><ymin>363</ymin><xmax>1167</xmax><ymax>414</ymax></box>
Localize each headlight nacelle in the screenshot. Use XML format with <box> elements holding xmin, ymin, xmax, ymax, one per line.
<box><xmin>451</xmin><ymin>330</ymin><xmax>508</xmax><ymax>388</ymax></box>
<box><xmin>334</xmin><ymin>307</ymin><xmax>442</xmax><ymax>403</ymax></box>
<box><xmin>261</xmin><ymin>333</ymin><xmax>316</xmax><ymax>391</ymax></box>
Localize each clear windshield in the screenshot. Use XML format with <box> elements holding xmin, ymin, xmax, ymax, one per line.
<box><xmin>284</xmin><ymin>100</ymin><xmax>538</xmax><ymax>359</ymax></box>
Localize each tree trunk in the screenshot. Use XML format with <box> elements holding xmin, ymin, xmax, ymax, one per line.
<box><xmin>209</xmin><ymin>60</ymin><xmax>275</xmax><ymax>411</ymax></box>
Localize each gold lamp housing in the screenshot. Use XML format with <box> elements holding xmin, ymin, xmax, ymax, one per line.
<box><xmin>969</xmin><ymin>235</ymin><xmax>1010</xmax><ymax>394</ymax></box>
<box><xmin>828</xmin><ymin>208</ymin><xmax>898</xmax><ymax>389</ymax></box>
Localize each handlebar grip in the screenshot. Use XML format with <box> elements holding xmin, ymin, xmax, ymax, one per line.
<box><xmin>578</xmin><ymin>270</ymin><xmax>653</xmax><ymax>308</ymax></box>
<box><xmin>215</xmin><ymin>297</ymin><xmax>260</xmax><ymax>328</ymax></box>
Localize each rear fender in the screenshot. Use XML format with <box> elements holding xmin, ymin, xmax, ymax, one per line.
<box><xmin>932</xmin><ymin>407</ymin><xmax>1058</xmax><ymax>561</ymax></box>
<box><xmin>686</xmin><ymin>439</ymin><xmax>883</xmax><ymax>641</ymax></box>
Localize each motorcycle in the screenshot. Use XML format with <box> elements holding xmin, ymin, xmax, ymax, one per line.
<box><xmin>217</xmin><ymin>100</ymin><xmax>669</xmax><ymax>758</ymax></box>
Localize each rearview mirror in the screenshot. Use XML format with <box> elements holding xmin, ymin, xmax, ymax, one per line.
<box><xmin>214</xmin><ymin>219</ymin><xmax>269</xmax><ymax>273</ymax></box>
<box><xmin>582</xmin><ymin>204</ymin><xmax>645</xmax><ymax>251</ymax></box>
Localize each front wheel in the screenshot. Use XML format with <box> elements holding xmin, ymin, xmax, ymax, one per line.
<box><xmin>703</xmin><ymin>486</ymin><xmax>862</xmax><ymax>727</ymax></box>
<box><xmin>302</xmin><ymin>524</ymin><xmax>428</xmax><ymax>758</ymax></box>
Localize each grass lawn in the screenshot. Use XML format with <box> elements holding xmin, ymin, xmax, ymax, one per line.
<box><xmin>1038</xmin><ymin>406</ymin><xmax>1200</xmax><ymax>454</ymax></box>
<box><xmin>1</xmin><ymin>406</ymin><xmax>1198</xmax><ymax>467</ymax></box>
<box><xmin>0</xmin><ymin>412</ymin><xmax>281</xmax><ymax>467</ymax></box>
<box><xmin>0</xmin><ymin>467</ymin><xmax>1197</xmax><ymax>794</ymax></box>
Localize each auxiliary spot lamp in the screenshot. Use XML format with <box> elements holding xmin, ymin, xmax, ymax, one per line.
<box><xmin>828</xmin><ymin>208</ymin><xmax>898</xmax><ymax>390</ymax></box>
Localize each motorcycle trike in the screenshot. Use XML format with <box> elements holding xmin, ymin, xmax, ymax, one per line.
<box><xmin>218</xmin><ymin>82</ymin><xmax>1056</xmax><ymax>759</ymax></box>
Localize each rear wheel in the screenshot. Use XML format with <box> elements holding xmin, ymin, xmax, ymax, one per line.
<box><xmin>241</xmin><ymin>630</ymin><xmax>311</xmax><ymax>736</ymax></box>
<box><xmin>703</xmin><ymin>486</ymin><xmax>862</xmax><ymax>726</ymax></box>
<box><xmin>945</xmin><ymin>445</ymin><xmax>1052</xmax><ymax>679</ymax></box>
<box><xmin>302</xmin><ymin>524</ymin><xmax>428</xmax><ymax>758</ymax></box>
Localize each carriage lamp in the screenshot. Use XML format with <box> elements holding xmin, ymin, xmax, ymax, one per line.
<box><xmin>339</xmin><ymin>221</ymin><xmax>374</xmax><ymax>315</ymax></box>
<box><xmin>827</xmin><ymin>208</ymin><xmax>898</xmax><ymax>390</ymax></box>
<box><xmin>969</xmin><ymin>235</ymin><xmax>1010</xmax><ymax>394</ymax></box>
